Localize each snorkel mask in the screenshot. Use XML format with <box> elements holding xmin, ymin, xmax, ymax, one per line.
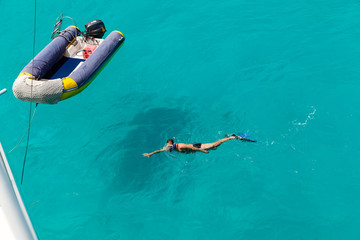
<box><xmin>167</xmin><ymin>137</ymin><xmax>177</xmax><ymax>152</ymax></box>
<box><xmin>166</xmin><ymin>144</ymin><xmax>173</xmax><ymax>151</ymax></box>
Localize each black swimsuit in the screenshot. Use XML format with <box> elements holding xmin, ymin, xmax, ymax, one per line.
<box><xmin>192</xmin><ymin>143</ymin><xmax>202</xmax><ymax>148</ymax></box>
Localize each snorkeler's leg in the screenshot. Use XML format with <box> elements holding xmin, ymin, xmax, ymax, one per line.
<box><xmin>202</xmin><ymin>136</ymin><xmax>235</xmax><ymax>149</ymax></box>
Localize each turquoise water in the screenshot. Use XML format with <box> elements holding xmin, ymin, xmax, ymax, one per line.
<box><xmin>1</xmin><ymin>0</ymin><xmax>360</xmax><ymax>239</ymax></box>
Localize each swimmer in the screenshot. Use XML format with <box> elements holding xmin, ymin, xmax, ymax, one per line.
<box><xmin>142</xmin><ymin>134</ymin><xmax>254</xmax><ymax>157</ymax></box>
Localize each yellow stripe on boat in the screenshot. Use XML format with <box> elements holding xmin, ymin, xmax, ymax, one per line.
<box><xmin>113</xmin><ymin>31</ymin><xmax>124</xmax><ymax>37</ymax></box>
<box><xmin>60</xmin><ymin>81</ymin><xmax>89</xmax><ymax>101</ymax></box>
<box><xmin>17</xmin><ymin>72</ymin><xmax>33</xmax><ymax>78</ymax></box>
<box><xmin>62</xmin><ymin>77</ymin><xmax>78</xmax><ymax>90</ymax></box>
<box><xmin>69</xmin><ymin>25</ymin><xmax>80</xmax><ymax>31</ymax></box>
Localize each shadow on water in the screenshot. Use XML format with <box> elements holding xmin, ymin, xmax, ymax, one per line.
<box><xmin>97</xmin><ymin>106</ymin><xmax>192</xmax><ymax>194</ymax></box>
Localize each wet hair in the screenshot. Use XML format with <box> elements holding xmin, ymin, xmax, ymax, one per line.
<box><xmin>167</xmin><ymin>139</ymin><xmax>174</xmax><ymax>144</ymax></box>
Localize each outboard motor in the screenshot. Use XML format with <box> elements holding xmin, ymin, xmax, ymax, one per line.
<box><xmin>85</xmin><ymin>20</ymin><xmax>106</xmax><ymax>38</ymax></box>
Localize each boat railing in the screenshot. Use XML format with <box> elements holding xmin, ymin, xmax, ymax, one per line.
<box><xmin>0</xmin><ymin>142</ymin><xmax>38</xmax><ymax>240</ymax></box>
<box><xmin>0</xmin><ymin>88</ymin><xmax>6</xmax><ymax>96</ymax></box>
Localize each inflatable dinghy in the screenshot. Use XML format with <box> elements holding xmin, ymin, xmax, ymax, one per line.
<box><xmin>13</xmin><ymin>19</ymin><xmax>125</xmax><ymax>104</ymax></box>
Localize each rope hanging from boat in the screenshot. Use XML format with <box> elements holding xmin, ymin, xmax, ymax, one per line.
<box><xmin>20</xmin><ymin>0</ymin><xmax>39</xmax><ymax>185</ymax></box>
<box><xmin>21</xmin><ymin>102</ymin><xmax>38</xmax><ymax>185</ymax></box>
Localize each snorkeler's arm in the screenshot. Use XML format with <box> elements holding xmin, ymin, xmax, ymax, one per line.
<box><xmin>143</xmin><ymin>147</ymin><xmax>167</xmax><ymax>157</ymax></box>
